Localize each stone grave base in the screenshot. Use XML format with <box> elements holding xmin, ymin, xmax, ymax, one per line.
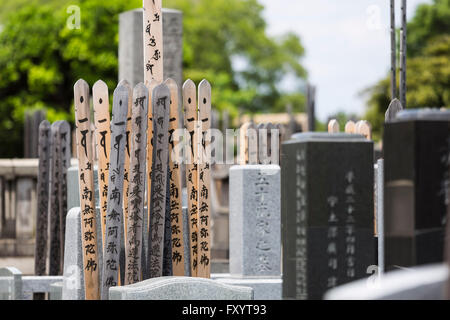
<box><xmin>211</xmin><ymin>273</ymin><xmax>282</xmax><ymax>300</ymax></box>
<box><xmin>325</xmin><ymin>263</ymin><xmax>448</xmax><ymax>300</ymax></box>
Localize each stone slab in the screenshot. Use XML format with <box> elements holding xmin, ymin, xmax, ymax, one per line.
<box><xmin>109</xmin><ymin>276</ymin><xmax>253</xmax><ymax>300</ymax></box>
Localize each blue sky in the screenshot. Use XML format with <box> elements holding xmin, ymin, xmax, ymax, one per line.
<box><xmin>258</xmin><ymin>0</ymin><xmax>432</xmax><ymax>121</ymax></box>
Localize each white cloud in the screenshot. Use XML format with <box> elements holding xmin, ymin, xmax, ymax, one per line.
<box><xmin>258</xmin><ymin>0</ymin><xmax>432</xmax><ymax>121</ymax></box>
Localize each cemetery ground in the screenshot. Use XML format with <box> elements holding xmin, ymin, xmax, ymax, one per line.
<box><xmin>0</xmin><ymin>0</ymin><xmax>449</xmax><ymax>312</ymax></box>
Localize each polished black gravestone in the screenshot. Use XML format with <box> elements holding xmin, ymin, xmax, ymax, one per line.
<box><xmin>384</xmin><ymin>109</ymin><xmax>450</xmax><ymax>270</ymax></box>
<box><xmin>281</xmin><ymin>133</ymin><xmax>375</xmax><ymax>300</ymax></box>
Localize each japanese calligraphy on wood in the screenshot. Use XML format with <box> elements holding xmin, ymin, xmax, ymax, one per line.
<box><xmin>101</xmin><ymin>84</ymin><xmax>129</xmax><ymax>299</ymax></box>
<box><xmin>165</xmin><ymin>78</ymin><xmax>185</xmax><ymax>276</ymax></box>
<box><xmin>74</xmin><ymin>79</ymin><xmax>100</xmax><ymax>300</ymax></box>
<box><xmin>197</xmin><ymin>79</ymin><xmax>212</xmax><ymax>278</ymax></box>
<box><xmin>143</xmin><ymin>0</ymin><xmax>163</xmax><ymax>84</ymax></box>
<box><xmin>93</xmin><ymin>80</ymin><xmax>111</xmax><ymax>247</ymax></box>
<box><xmin>148</xmin><ymin>83</ymin><xmax>170</xmax><ymax>278</ymax></box>
<box><xmin>125</xmin><ymin>83</ymin><xmax>149</xmax><ymax>285</ymax></box>
<box><xmin>183</xmin><ymin>79</ymin><xmax>199</xmax><ymax>277</ymax></box>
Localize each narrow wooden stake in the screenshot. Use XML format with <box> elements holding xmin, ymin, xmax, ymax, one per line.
<box><xmin>93</xmin><ymin>80</ymin><xmax>111</xmax><ymax>247</ymax></box>
<box><xmin>143</xmin><ymin>0</ymin><xmax>163</xmax><ymax>84</ymax></box>
<box><xmin>74</xmin><ymin>79</ymin><xmax>100</xmax><ymax>300</ymax></box>
<box><xmin>356</xmin><ymin>120</ymin><xmax>372</xmax><ymax>140</ymax></box>
<box><xmin>257</xmin><ymin>123</ymin><xmax>268</xmax><ymax>164</ymax></box>
<box><xmin>35</xmin><ymin>120</ymin><xmax>51</xmax><ymax>276</ymax></box>
<box><xmin>148</xmin><ymin>84</ymin><xmax>171</xmax><ymax>278</ymax></box>
<box><xmin>239</xmin><ymin>122</ymin><xmax>251</xmax><ymax>165</ymax></box>
<box><xmin>197</xmin><ymin>79</ymin><xmax>212</xmax><ymax>278</ymax></box>
<box><xmin>118</xmin><ymin>79</ymin><xmax>132</xmax><ymax>286</ymax></box>
<box><xmin>344</xmin><ymin>121</ymin><xmax>356</xmax><ymax>134</ymax></box>
<box><xmin>328</xmin><ymin>119</ymin><xmax>339</xmax><ymax>133</ymax></box>
<box><xmin>390</xmin><ymin>0</ymin><xmax>397</xmax><ymax>100</ymax></box>
<box><xmin>183</xmin><ymin>79</ymin><xmax>199</xmax><ymax>277</ymax></box>
<box><xmin>248</xmin><ymin>122</ymin><xmax>258</xmax><ymax>165</ymax></box>
<box><xmin>125</xmin><ymin>83</ymin><xmax>149</xmax><ymax>285</ymax></box>
<box><xmin>57</xmin><ymin>120</ymin><xmax>71</xmax><ymax>272</ymax></box>
<box><xmin>165</xmin><ymin>78</ymin><xmax>185</xmax><ymax>276</ymax></box>
<box><xmin>101</xmin><ymin>85</ymin><xmax>129</xmax><ymax>299</ymax></box>
<box><xmin>49</xmin><ymin>121</ymin><xmax>62</xmax><ymax>276</ymax></box>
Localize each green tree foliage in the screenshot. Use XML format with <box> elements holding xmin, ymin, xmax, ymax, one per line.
<box><xmin>364</xmin><ymin>0</ymin><xmax>450</xmax><ymax>141</ymax></box>
<box><xmin>0</xmin><ymin>0</ymin><xmax>306</xmax><ymax>157</ymax></box>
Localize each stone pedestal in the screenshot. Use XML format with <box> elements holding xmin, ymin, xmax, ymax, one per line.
<box><xmin>384</xmin><ymin>110</ymin><xmax>450</xmax><ymax>269</ymax></box>
<box><xmin>282</xmin><ymin>133</ymin><xmax>375</xmax><ymax>300</ymax></box>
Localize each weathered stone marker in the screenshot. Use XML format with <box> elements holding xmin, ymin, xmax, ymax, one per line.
<box><xmin>35</xmin><ymin>120</ymin><xmax>51</xmax><ymax>278</ymax></box>
<box><xmin>282</xmin><ymin>133</ymin><xmax>375</xmax><ymax>300</ymax></box>
<box><xmin>148</xmin><ymin>84</ymin><xmax>171</xmax><ymax>278</ymax></box>
<box><xmin>183</xmin><ymin>79</ymin><xmax>199</xmax><ymax>277</ymax></box>
<box><xmin>384</xmin><ymin>109</ymin><xmax>450</xmax><ymax>269</ymax></box>
<box><xmin>197</xmin><ymin>79</ymin><xmax>212</xmax><ymax>278</ymax></box>
<box><xmin>125</xmin><ymin>83</ymin><xmax>149</xmax><ymax>285</ymax></box>
<box><xmin>74</xmin><ymin>79</ymin><xmax>100</xmax><ymax>300</ymax></box>
<box><xmin>229</xmin><ymin>165</ymin><xmax>281</xmax><ymax>277</ymax></box>
<box><xmin>166</xmin><ymin>78</ymin><xmax>185</xmax><ymax>275</ymax></box>
<box><xmin>101</xmin><ymin>85</ymin><xmax>129</xmax><ymax>299</ymax></box>
<box><xmin>93</xmin><ymin>80</ymin><xmax>111</xmax><ymax>248</ymax></box>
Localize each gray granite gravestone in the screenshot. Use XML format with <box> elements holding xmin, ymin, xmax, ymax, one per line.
<box><xmin>384</xmin><ymin>109</ymin><xmax>450</xmax><ymax>270</ymax></box>
<box><xmin>212</xmin><ymin>165</ymin><xmax>282</xmax><ymax>300</ymax></box>
<box><xmin>229</xmin><ymin>165</ymin><xmax>281</xmax><ymax>276</ymax></box>
<box><xmin>109</xmin><ymin>276</ymin><xmax>253</xmax><ymax>300</ymax></box>
<box><xmin>282</xmin><ymin>132</ymin><xmax>375</xmax><ymax>300</ymax></box>
<box><xmin>0</xmin><ymin>267</ymin><xmax>22</xmax><ymax>300</ymax></box>
<box><xmin>62</xmin><ymin>207</ymin><xmax>103</xmax><ymax>300</ymax></box>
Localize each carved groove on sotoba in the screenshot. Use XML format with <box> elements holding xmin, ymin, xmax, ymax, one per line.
<box><xmin>93</xmin><ymin>80</ymin><xmax>111</xmax><ymax>248</ymax></box>
<box><xmin>101</xmin><ymin>84</ymin><xmax>129</xmax><ymax>300</ymax></box>
<box><xmin>183</xmin><ymin>79</ymin><xmax>199</xmax><ymax>277</ymax></box>
<box><xmin>125</xmin><ymin>83</ymin><xmax>149</xmax><ymax>285</ymax></box>
<box><xmin>146</xmin><ymin>80</ymin><xmax>158</xmax><ymax>234</ymax></box>
<box><xmin>197</xmin><ymin>79</ymin><xmax>212</xmax><ymax>278</ymax></box>
<box><xmin>35</xmin><ymin>120</ymin><xmax>51</xmax><ymax>276</ymax></box>
<box><xmin>148</xmin><ymin>83</ymin><xmax>171</xmax><ymax>278</ymax></box>
<box><xmin>74</xmin><ymin>79</ymin><xmax>100</xmax><ymax>300</ymax></box>
<box><xmin>143</xmin><ymin>0</ymin><xmax>163</xmax><ymax>85</ymax></box>
<box><xmin>165</xmin><ymin>78</ymin><xmax>185</xmax><ymax>276</ymax></box>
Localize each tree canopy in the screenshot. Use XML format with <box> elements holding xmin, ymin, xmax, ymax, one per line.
<box><xmin>0</xmin><ymin>0</ymin><xmax>307</xmax><ymax>157</ymax></box>
<box><xmin>364</xmin><ymin>0</ymin><xmax>450</xmax><ymax>141</ymax></box>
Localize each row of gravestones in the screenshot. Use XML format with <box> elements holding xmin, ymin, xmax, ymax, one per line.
<box><xmin>21</xmin><ymin>103</ymin><xmax>450</xmax><ymax>300</ymax></box>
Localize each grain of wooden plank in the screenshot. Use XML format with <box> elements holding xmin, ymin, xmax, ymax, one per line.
<box><xmin>165</xmin><ymin>78</ymin><xmax>185</xmax><ymax>276</ymax></box>
<box><xmin>124</xmin><ymin>83</ymin><xmax>149</xmax><ymax>285</ymax></box>
<box><xmin>143</xmin><ymin>0</ymin><xmax>163</xmax><ymax>84</ymax></box>
<box><xmin>148</xmin><ymin>83</ymin><xmax>171</xmax><ymax>278</ymax></box>
<box><xmin>74</xmin><ymin>79</ymin><xmax>100</xmax><ymax>300</ymax></box>
<box><xmin>101</xmin><ymin>84</ymin><xmax>129</xmax><ymax>299</ymax></box>
<box><xmin>183</xmin><ymin>79</ymin><xmax>199</xmax><ymax>277</ymax></box>
<box><xmin>197</xmin><ymin>79</ymin><xmax>212</xmax><ymax>278</ymax></box>
<box><xmin>93</xmin><ymin>80</ymin><xmax>111</xmax><ymax>247</ymax></box>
